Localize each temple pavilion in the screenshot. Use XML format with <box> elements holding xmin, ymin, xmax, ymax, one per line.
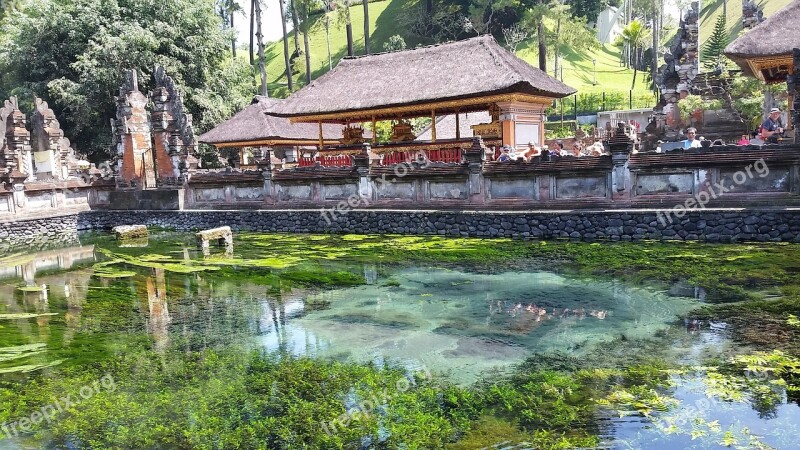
<box><xmin>270</xmin><ymin>35</ymin><xmax>576</xmax><ymax>166</ymax></box>
<box><xmin>198</xmin><ymin>96</ymin><xmax>346</xmax><ymax>168</ymax></box>
<box><xmin>725</xmin><ymin>0</ymin><xmax>800</xmax><ymax>133</ymax></box>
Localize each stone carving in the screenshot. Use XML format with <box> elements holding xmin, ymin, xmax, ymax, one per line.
<box><xmin>0</xmin><ymin>96</ymin><xmax>31</xmax><ymax>184</ymax></box>
<box><xmin>654</xmin><ymin>2</ymin><xmax>700</xmax><ymax>138</ymax></box>
<box><xmin>742</xmin><ymin>0</ymin><xmax>765</xmax><ymax>29</ymax></box>
<box><xmin>151</xmin><ymin>65</ymin><xmax>198</xmax><ymax>184</ymax></box>
<box><xmin>31</xmin><ymin>98</ymin><xmax>83</xmax><ymax>180</ymax></box>
<box><xmin>113</xmin><ymin>69</ymin><xmax>156</xmax><ymax>188</ymax></box>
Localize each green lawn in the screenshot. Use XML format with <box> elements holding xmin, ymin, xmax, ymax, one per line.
<box><xmin>262</xmin><ymin>0</ymin><xmax>651</xmax><ymax>99</ymax></box>
<box><xmin>699</xmin><ymin>0</ymin><xmax>792</xmax><ymax>52</ymax></box>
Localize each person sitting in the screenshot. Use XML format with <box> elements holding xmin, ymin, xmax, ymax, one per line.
<box><xmin>497</xmin><ymin>146</ymin><xmax>513</xmax><ymax>162</ymax></box>
<box><xmin>683</xmin><ymin>127</ymin><xmax>702</xmax><ymax>149</ymax></box>
<box><xmin>737</xmin><ymin>135</ymin><xmax>750</xmax><ymax>146</ymax></box>
<box><xmin>760</xmin><ymin>108</ymin><xmax>785</xmax><ymax>143</ymax></box>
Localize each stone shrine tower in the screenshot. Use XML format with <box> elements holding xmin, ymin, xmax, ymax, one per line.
<box><xmin>31</xmin><ymin>98</ymin><xmax>76</xmax><ymax>180</ymax></box>
<box><xmin>150</xmin><ymin>65</ymin><xmax>198</xmax><ymax>184</ymax></box>
<box><xmin>0</xmin><ymin>97</ymin><xmax>32</xmax><ymax>186</ymax></box>
<box><xmin>113</xmin><ymin>69</ymin><xmax>156</xmax><ymax>188</ymax></box>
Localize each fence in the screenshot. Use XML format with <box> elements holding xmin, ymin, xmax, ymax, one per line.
<box><xmin>546</xmin><ymin>90</ymin><xmax>658</xmax><ymax>122</ymax></box>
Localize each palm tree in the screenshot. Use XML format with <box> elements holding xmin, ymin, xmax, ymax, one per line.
<box><xmin>363</xmin><ymin>0</ymin><xmax>370</xmax><ymax>54</ymax></box>
<box><xmin>279</xmin><ymin>0</ymin><xmax>293</xmax><ymax>91</ymax></box>
<box><xmin>621</xmin><ymin>20</ymin><xmax>651</xmax><ymax>90</ymax></box>
<box><xmin>336</xmin><ymin>0</ymin><xmax>354</xmax><ymax>56</ymax></box>
<box><xmin>301</xmin><ymin>0</ymin><xmax>312</xmax><ymax>84</ymax></box>
<box><xmin>216</xmin><ymin>0</ymin><xmax>241</xmax><ymax>57</ymax></box>
<box><xmin>249</xmin><ymin>0</ymin><xmax>255</xmax><ymax>64</ymax></box>
<box><xmin>322</xmin><ymin>0</ymin><xmax>334</xmax><ymax>69</ymax></box>
<box><xmin>290</xmin><ymin>0</ymin><xmax>301</xmax><ymax>56</ymax></box>
<box><xmin>525</xmin><ymin>0</ymin><xmax>551</xmax><ymax>72</ymax></box>
<box><xmin>254</xmin><ymin>0</ymin><xmax>268</xmax><ymax>95</ymax></box>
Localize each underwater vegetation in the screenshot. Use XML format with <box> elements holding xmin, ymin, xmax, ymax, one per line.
<box><xmin>0</xmin><ymin>232</ymin><xmax>799</xmax><ymax>448</ymax></box>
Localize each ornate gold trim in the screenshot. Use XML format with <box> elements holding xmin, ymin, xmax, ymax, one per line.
<box><xmin>745</xmin><ymin>55</ymin><xmax>793</xmax><ymax>83</ymax></box>
<box><xmin>366</xmin><ymin>139</ymin><xmax>501</xmax><ymax>155</ymax></box>
<box><xmin>288</xmin><ymin>94</ymin><xmax>557</xmax><ymax>123</ymax></box>
<box><xmin>319</xmin><ymin>148</ymin><xmax>363</xmax><ymax>156</ymax></box>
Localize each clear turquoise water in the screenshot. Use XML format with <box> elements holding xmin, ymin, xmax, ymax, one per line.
<box><xmin>0</xmin><ymin>235</ymin><xmax>797</xmax><ymax>449</ymax></box>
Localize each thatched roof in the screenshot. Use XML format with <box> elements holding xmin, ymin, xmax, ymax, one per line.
<box><xmin>271</xmin><ymin>35</ymin><xmax>575</xmax><ymax>121</ymax></box>
<box><xmin>725</xmin><ymin>0</ymin><xmax>800</xmax><ymax>78</ymax></box>
<box><xmin>198</xmin><ymin>96</ymin><xmax>344</xmax><ymax>147</ymax></box>
<box><xmin>416</xmin><ymin>112</ymin><xmax>492</xmax><ymax>140</ymax></box>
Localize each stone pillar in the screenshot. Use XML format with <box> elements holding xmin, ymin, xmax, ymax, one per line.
<box><xmin>464</xmin><ymin>136</ymin><xmax>487</xmax><ymax>204</ymax></box>
<box><xmin>607</xmin><ymin>123</ymin><xmax>633</xmax><ymax>201</ymax></box>
<box><xmin>0</xmin><ymin>97</ymin><xmax>32</xmax><ymax>187</ymax></box>
<box><xmin>258</xmin><ymin>147</ymin><xmax>275</xmax><ymax>205</ymax></box>
<box><xmin>496</xmin><ymin>101</ymin><xmax>549</xmax><ymax>150</ymax></box>
<box><xmin>151</xmin><ymin>65</ymin><xmax>199</xmax><ymax>186</ymax></box>
<box><xmin>354</xmin><ymin>143</ymin><xmax>372</xmax><ymax>201</ymax></box>
<box><xmin>791</xmin><ymin>49</ymin><xmax>800</xmax><ymax>142</ymax></box>
<box><xmin>655</xmin><ymin>4</ymin><xmax>699</xmax><ymax>136</ymax></box>
<box><xmin>114</xmin><ymin>69</ymin><xmax>156</xmax><ymax>188</ymax></box>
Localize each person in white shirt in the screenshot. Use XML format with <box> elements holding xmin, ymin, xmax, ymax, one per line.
<box><xmin>683</xmin><ymin>127</ymin><xmax>702</xmax><ymax>149</ymax></box>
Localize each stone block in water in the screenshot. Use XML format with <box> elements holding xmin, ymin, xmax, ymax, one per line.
<box><xmin>113</xmin><ymin>225</ymin><xmax>149</xmax><ymax>240</ymax></box>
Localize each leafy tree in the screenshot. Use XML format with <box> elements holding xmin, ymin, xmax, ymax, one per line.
<box><xmin>702</xmin><ymin>14</ymin><xmax>729</xmax><ymax>72</ymax></box>
<box><xmin>569</xmin><ymin>0</ymin><xmax>610</xmax><ymax>21</ymax></box>
<box><xmin>0</xmin><ymin>0</ymin><xmax>253</xmax><ymax>161</ymax></box>
<box><xmin>383</xmin><ymin>34</ymin><xmax>406</xmax><ymax>52</ymax></box>
<box><xmin>216</xmin><ymin>0</ymin><xmax>242</xmax><ymax>57</ymax></box>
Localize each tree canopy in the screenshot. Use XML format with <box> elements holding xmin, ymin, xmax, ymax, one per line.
<box><xmin>0</xmin><ymin>0</ymin><xmax>254</xmax><ymax>161</ymax></box>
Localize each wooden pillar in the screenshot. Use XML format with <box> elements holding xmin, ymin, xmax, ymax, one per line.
<box><xmin>431</xmin><ymin>110</ymin><xmax>437</xmax><ymax>142</ymax></box>
<box><xmin>789</xmin><ymin>65</ymin><xmax>795</xmax><ymax>130</ymax></box>
<box><xmin>318</xmin><ymin>121</ymin><xmax>323</xmax><ymax>150</ymax></box>
<box><xmin>455</xmin><ymin>111</ymin><xmax>460</xmax><ymax>139</ymax></box>
<box><xmin>371</xmin><ymin>116</ymin><xmax>377</xmax><ymax>144</ymax></box>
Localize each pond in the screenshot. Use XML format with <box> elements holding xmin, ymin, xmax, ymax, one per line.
<box><xmin>0</xmin><ymin>233</ymin><xmax>799</xmax><ymax>449</ymax></box>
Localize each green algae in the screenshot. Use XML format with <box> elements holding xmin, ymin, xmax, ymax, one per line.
<box><xmin>0</xmin><ymin>313</ymin><xmax>58</xmax><ymax>319</ymax></box>
<box><xmin>15</xmin><ymin>285</ymin><xmax>46</xmax><ymax>292</ymax></box>
<box><xmin>0</xmin><ymin>359</ymin><xmax>63</xmax><ymax>374</ymax></box>
<box><xmin>2</xmin><ymin>232</ymin><xmax>799</xmax><ymax>448</ymax></box>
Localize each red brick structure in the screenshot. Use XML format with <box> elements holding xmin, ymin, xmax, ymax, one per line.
<box><xmin>151</xmin><ymin>66</ymin><xmax>197</xmax><ymax>184</ymax></box>
<box><xmin>112</xmin><ymin>69</ymin><xmax>156</xmax><ymax>188</ymax></box>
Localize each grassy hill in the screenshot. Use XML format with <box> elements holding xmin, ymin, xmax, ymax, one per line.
<box><xmin>699</xmin><ymin>0</ymin><xmax>793</xmax><ymax>55</ymax></box>
<box><xmin>262</xmin><ymin>0</ymin><xmax>652</xmax><ymax>99</ymax></box>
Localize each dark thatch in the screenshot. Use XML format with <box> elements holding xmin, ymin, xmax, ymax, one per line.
<box><xmin>416</xmin><ymin>112</ymin><xmax>492</xmax><ymax>140</ymax></box>
<box><xmin>724</xmin><ymin>0</ymin><xmax>800</xmax><ymax>76</ymax></box>
<box><xmin>271</xmin><ymin>35</ymin><xmax>576</xmax><ymax>118</ymax></box>
<box><xmin>198</xmin><ymin>96</ymin><xmax>344</xmax><ymax>146</ymax></box>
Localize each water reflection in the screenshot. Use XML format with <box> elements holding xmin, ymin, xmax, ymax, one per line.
<box><xmin>1</xmin><ymin>239</ymin><xmax>798</xmax><ymax>449</ymax></box>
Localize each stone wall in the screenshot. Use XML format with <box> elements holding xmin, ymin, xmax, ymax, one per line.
<box><xmin>0</xmin><ymin>208</ymin><xmax>798</xmax><ymax>250</ymax></box>
<box><xmin>0</xmin><ymin>213</ymin><xmax>80</xmax><ymax>251</ymax></box>
<box><xmin>76</xmin><ymin>208</ymin><xmax>800</xmax><ymax>243</ymax></box>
